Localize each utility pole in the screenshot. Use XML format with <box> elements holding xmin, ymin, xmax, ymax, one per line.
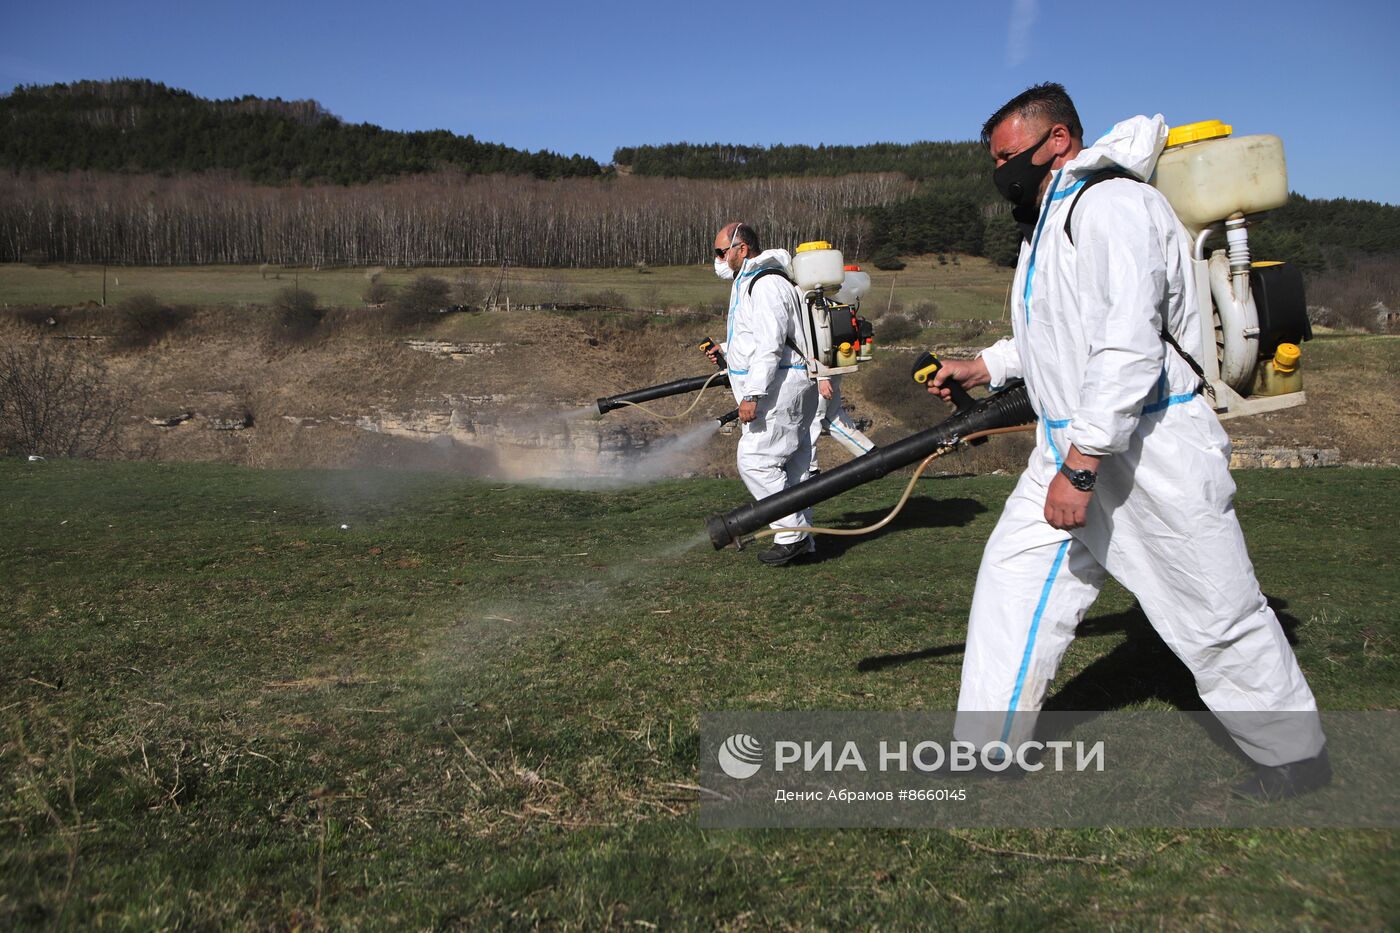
<box><xmin>484</xmin><ymin>260</ymin><xmax>511</xmax><ymax>312</ymax></box>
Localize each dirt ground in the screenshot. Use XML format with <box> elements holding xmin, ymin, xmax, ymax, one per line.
<box><xmin>1</xmin><ymin>297</ymin><xmax>1395</xmax><ymax>481</ymax></box>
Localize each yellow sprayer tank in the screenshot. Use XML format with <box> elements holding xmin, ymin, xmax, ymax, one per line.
<box><xmin>1153</xmin><ymin>120</ymin><xmax>1289</xmax><ymax>235</ymax></box>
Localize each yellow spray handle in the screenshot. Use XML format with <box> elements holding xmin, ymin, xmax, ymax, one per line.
<box><xmin>911</xmin><ymin>350</ymin><xmax>976</xmax><ymax>411</ymax></box>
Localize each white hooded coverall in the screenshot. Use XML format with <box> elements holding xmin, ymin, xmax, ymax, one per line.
<box><xmin>725</xmin><ymin>250</ymin><xmax>818</xmax><ymax>546</ymax></box>
<box><xmin>810</xmin><ymin>376</ymin><xmax>876</xmax><ymax>471</ymax></box>
<box><xmin>957</xmin><ymin>116</ymin><xmax>1324</xmax><ymax>767</ymax></box>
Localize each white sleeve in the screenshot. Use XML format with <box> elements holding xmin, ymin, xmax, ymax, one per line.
<box><xmin>740</xmin><ymin>279</ymin><xmax>789</xmax><ymax>396</ymax></box>
<box><xmin>978</xmin><ymin>337</ymin><xmax>1022</xmax><ymax>387</ymax></box>
<box><xmin>1066</xmin><ymin>190</ymin><xmax>1168</xmax><ymax>456</ymax></box>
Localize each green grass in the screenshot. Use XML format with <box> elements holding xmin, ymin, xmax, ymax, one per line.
<box><xmin>0</xmin><ymin>257</ymin><xmax>1014</xmax><ymax>324</ymax></box>
<box><xmin>1</xmin><ymin>460</ymin><xmax>1396</xmax><ymax>928</ymax></box>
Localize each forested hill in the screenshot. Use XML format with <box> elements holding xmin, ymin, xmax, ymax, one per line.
<box><xmin>613</xmin><ymin>141</ymin><xmax>990</xmax><ymax>186</ymax></box>
<box><xmin>0</xmin><ymin>79</ymin><xmax>603</xmax><ymax>184</ymax></box>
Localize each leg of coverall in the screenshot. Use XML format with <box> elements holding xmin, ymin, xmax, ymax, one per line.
<box><xmin>823</xmin><ymin>378</ymin><xmax>876</xmax><ymax>460</ymax></box>
<box><xmin>954</xmin><ymin>468</ymin><xmax>1108</xmax><ymax>751</ymax></box>
<box><xmin>736</xmin><ymin>378</ymin><xmax>814</xmax><ymax>546</ymax></box>
<box><xmin>1095</xmin><ymin>403</ymin><xmax>1325</xmax><ymax>766</ymax></box>
<box><xmin>808</xmin><ymin>391</ymin><xmax>829</xmax><ymax>473</ymax></box>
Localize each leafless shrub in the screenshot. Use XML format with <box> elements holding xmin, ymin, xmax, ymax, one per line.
<box><xmin>583</xmin><ymin>289</ymin><xmax>628</xmax><ymax>310</ymax></box>
<box><xmin>0</xmin><ymin>341</ymin><xmax>129</xmax><ymax>458</ymax></box>
<box><xmin>453</xmin><ymin>272</ymin><xmax>486</xmax><ymax>308</ymax></box>
<box><xmin>363</xmin><ymin>276</ymin><xmax>393</xmax><ymax>305</ymax></box>
<box><xmin>272</xmin><ymin>286</ymin><xmax>322</xmax><ymax>341</ymax></box>
<box><xmin>390</xmin><ymin>274</ymin><xmax>451</xmax><ymax>324</ymax></box>
<box><xmin>1306</xmin><ymin>255</ymin><xmax>1400</xmax><ymax>332</ymax></box>
<box><xmin>11</xmin><ymin>307</ymin><xmax>62</xmax><ymax>332</ymax></box>
<box><xmin>113</xmin><ymin>292</ymin><xmax>191</xmax><ymax>349</ymax></box>
<box><xmin>860</xmin><ymin>351</ymin><xmax>937</xmax><ymax>432</ymax></box>
<box><xmin>875</xmin><ymin>314</ymin><xmax>921</xmax><ymax>344</ymax></box>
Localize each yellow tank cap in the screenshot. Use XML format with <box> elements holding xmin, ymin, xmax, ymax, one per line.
<box><xmin>1273</xmin><ymin>343</ymin><xmax>1301</xmax><ymax>372</ymax></box>
<box><xmin>1252</xmin><ymin>260</ymin><xmax>1285</xmax><ymax>268</ymax></box>
<box><xmin>1166</xmin><ymin>120</ymin><xmax>1233</xmax><ymax>148</ymax></box>
<box><xmin>795</xmin><ymin>241</ymin><xmax>833</xmax><ymax>253</ymax></box>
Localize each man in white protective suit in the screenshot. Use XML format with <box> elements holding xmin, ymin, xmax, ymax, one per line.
<box><xmin>928</xmin><ymin>84</ymin><xmax>1329</xmax><ymax>799</ymax></box>
<box><xmin>708</xmin><ymin>222</ymin><xmax>819</xmax><ymax>566</ymax></box>
<box><xmin>808</xmin><ymin>375</ymin><xmax>875</xmax><ymax>475</ymax></box>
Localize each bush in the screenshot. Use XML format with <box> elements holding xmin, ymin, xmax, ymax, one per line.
<box><xmin>363</xmin><ymin>276</ymin><xmax>393</xmax><ymax>306</ymax></box>
<box><xmin>860</xmin><ymin>351</ymin><xmax>943</xmax><ymax>432</ymax></box>
<box><xmin>874</xmin><ymin>314</ymin><xmax>921</xmax><ymax>344</ymax></box>
<box><xmin>392</xmin><ymin>275</ymin><xmax>451</xmax><ymax>316</ymax></box>
<box><xmin>583</xmin><ymin>289</ymin><xmax>629</xmax><ymax>310</ymax></box>
<box><xmin>1304</xmin><ymin>253</ymin><xmax>1400</xmax><ymax>333</ymax></box>
<box><xmin>0</xmin><ymin>342</ymin><xmax>128</xmax><ymax>458</ymax></box>
<box><xmin>453</xmin><ymin>273</ymin><xmax>486</xmax><ymax>308</ymax></box>
<box><xmin>113</xmin><ymin>292</ymin><xmax>191</xmax><ymax>349</ymax></box>
<box><xmin>910</xmin><ymin>301</ymin><xmax>940</xmax><ymax>324</ymax></box>
<box><xmin>871</xmin><ymin>246</ymin><xmax>906</xmax><ymax>271</ymax></box>
<box><xmin>273</xmin><ymin>286</ymin><xmax>322</xmax><ymax>340</ymax></box>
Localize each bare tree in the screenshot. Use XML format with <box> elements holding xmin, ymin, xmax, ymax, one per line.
<box><xmin>0</xmin><ymin>342</ymin><xmax>129</xmax><ymax>458</ymax></box>
<box><xmin>0</xmin><ymin>170</ymin><xmax>913</xmax><ymax>267</ymax></box>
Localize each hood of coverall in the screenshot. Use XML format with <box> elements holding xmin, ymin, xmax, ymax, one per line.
<box><xmin>740</xmin><ymin>248</ymin><xmax>796</xmax><ymax>279</ymax></box>
<box><xmin>1060</xmin><ymin>114</ymin><xmax>1170</xmax><ymax>185</ymax></box>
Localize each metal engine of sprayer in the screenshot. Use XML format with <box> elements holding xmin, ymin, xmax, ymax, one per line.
<box><xmin>791</xmin><ymin>242</ymin><xmax>875</xmax><ymax>376</ymax></box>
<box><xmin>1153</xmin><ymin>119</ymin><xmax>1312</xmax><ymax>419</ymax></box>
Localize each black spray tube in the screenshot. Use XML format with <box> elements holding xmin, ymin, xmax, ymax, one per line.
<box><xmin>595</xmin><ymin>372</ymin><xmax>731</xmax><ymax>415</ymax></box>
<box><xmin>704</xmin><ymin>381</ymin><xmax>1035</xmax><ymax>549</ymax></box>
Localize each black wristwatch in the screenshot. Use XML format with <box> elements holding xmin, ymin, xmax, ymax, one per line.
<box><xmin>1060</xmin><ymin>462</ymin><xmax>1097</xmax><ymax>492</ymax></box>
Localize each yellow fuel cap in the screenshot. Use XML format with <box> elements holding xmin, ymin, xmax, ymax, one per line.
<box><xmin>1274</xmin><ymin>343</ymin><xmax>1301</xmax><ymax>372</ymax></box>
<box><xmin>795</xmin><ymin>241</ymin><xmax>833</xmax><ymax>253</ymax></box>
<box><xmin>1166</xmin><ymin>120</ymin><xmax>1233</xmax><ymax>148</ymax></box>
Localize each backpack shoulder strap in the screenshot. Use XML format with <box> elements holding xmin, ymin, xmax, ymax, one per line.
<box><xmin>1063</xmin><ymin>169</ymin><xmax>1138</xmax><ymax>246</ymax></box>
<box><xmin>746</xmin><ymin>267</ymin><xmax>795</xmax><ymax>296</ymax></box>
<box><xmin>1064</xmin><ymin>169</ymin><xmax>1211</xmax><ymax>393</ymax></box>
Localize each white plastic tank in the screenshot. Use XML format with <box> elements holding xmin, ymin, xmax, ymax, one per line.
<box><xmin>792</xmin><ymin>241</ymin><xmax>845</xmax><ymax>293</ymax></box>
<box><xmin>1153</xmin><ymin>120</ymin><xmax>1289</xmax><ymax>235</ymax></box>
<box><xmin>835</xmin><ymin>264</ymin><xmax>871</xmax><ymax>304</ymax></box>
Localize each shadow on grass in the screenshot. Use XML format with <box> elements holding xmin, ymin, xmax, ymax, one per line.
<box><xmin>857</xmin><ymin>594</ymin><xmax>1306</xmax><ymax>763</ymax></box>
<box><xmin>808</xmin><ymin>496</ymin><xmax>986</xmax><ymax>563</ymax></box>
<box><xmin>857</xmin><ymin>591</ymin><xmax>1303</xmax><ymax>713</ymax></box>
<box><xmin>1048</xmin><ymin>594</ymin><xmax>1303</xmax><ymax>714</ymax></box>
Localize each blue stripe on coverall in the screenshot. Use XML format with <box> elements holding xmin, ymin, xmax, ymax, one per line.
<box><xmin>1021</xmin><ymin>172</ymin><xmax>1085</xmax><ymax>322</ymax></box>
<box><xmin>1000</xmin><ymin>538</ymin><xmax>1073</xmax><ymax>746</ymax></box>
<box><xmin>828</xmin><ymin>420</ymin><xmax>874</xmax><ymax>452</ymax></box>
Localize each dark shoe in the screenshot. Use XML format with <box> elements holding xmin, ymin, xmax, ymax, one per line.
<box><xmin>757</xmin><ymin>539</ymin><xmax>814</xmax><ymax>566</ymax></box>
<box><xmin>1232</xmin><ymin>748</ymin><xmax>1332</xmax><ymax>801</ymax></box>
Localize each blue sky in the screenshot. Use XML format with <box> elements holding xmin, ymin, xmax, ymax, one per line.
<box><xmin>3</xmin><ymin>0</ymin><xmax>1397</xmax><ymax>204</ymax></box>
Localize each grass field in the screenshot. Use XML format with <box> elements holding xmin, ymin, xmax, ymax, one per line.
<box><xmin>0</xmin><ymin>257</ymin><xmax>1015</xmax><ymax>321</ymax></box>
<box><xmin>2</xmin><ymin>459</ymin><xmax>1396</xmax><ymax>928</ymax></box>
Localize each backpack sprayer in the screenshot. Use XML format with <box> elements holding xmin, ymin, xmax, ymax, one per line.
<box><xmin>790</xmin><ymin>242</ymin><xmax>876</xmax><ymax>376</ymax></box>
<box><xmin>704</xmin><ymin>354</ymin><xmax>1037</xmax><ymax>549</ymax></box>
<box><xmin>593</xmin><ymin>243</ymin><xmax>877</xmax><ymax>425</ymax></box>
<box><xmin>1150</xmin><ymin>120</ymin><xmax>1312</xmax><ymax>418</ymax></box>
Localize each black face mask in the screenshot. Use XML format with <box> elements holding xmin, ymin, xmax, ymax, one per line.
<box><xmin>993</xmin><ymin>129</ymin><xmax>1054</xmax><ymax>225</ymax></box>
